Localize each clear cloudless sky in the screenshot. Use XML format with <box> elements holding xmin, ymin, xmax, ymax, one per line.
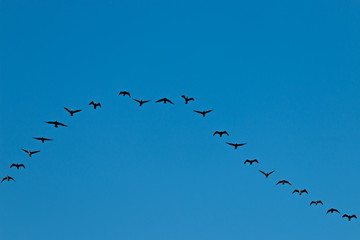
<box><xmin>1</xmin><ymin>0</ymin><xmax>360</xmax><ymax>239</ymax></box>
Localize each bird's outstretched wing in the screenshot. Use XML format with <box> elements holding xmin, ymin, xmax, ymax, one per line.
<box><xmin>194</xmin><ymin>110</ymin><xmax>202</xmax><ymax>114</ymax></box>
<box><xmin>253</xmin><ymin>159</ymin><xmax>259</xmax><ymax>163</ymax></box>
<box><xmin>89</xmin><ymin>101</ymin><xmax>95</xmax><ymax>105</ymax></box>
<box><xmin>351</xmin><ymin>215</ymin><xmax>357</xmax><ymax>219</ymax></box>
<box><xmin>213</xmin><ymin>131</ymin><xmax>219</xmax><ymax>136</ymax></box>
<box><xmin>292</xmin><ymin>190</ymin><xmax>299</xmax><ymax>194</ymax></box>
<box><xmin>276</xmin><ymin>181</ymin><xmax>281</xmax><ymax>185</ymax></box>
<box><xmin>20</xmin><ymin>164</ymin><xmax>25</xmax><ymax>168</ymax></box>
<box><xmin>155</xmin><ymin>98</ymin><xmax>164</xmax><ymax>103</ymax></box>
<box><xmin>223</xmin><ymin>131</ymin><xmax>229</xmax><ymax>136</ymax></box>
<box><xmin>284</xmin><ymin>180</ymin><xmax>291</xmax><ymax>185</ymax></box>
<box><xmin>188</xmin><ymin>97</ymin><xmax>194</xmax><ymax>101</ymax></box>
<box><xmin>30</xmin><ymin>150</ymin><xmax>40</xmax><ymax>154</ymax></box>
<box><xmin>259</xmin><ymin>170</ymin><xmax>266</xmax><ymax>176</ymax></box>
<box><xmin>318</xmin><ymin>201</ymin><xmax>323</xmax><ymax>205</ymax></box>
<box><xmin>10</xmin><ymin>164</ymin><xmax>16</xmax><ymax>168</ymax></box>
<box><xmin>133</xmin><ymin>98</ymin><xmax>141</xmax><ymax>103</ymax></box>
<box><xmin>142</xmin><ymin>100</ymin><xmax>151</xmax><ymax>104</ymax></box>
<box><xmin>343</xmin><ymin>214</ymin><xmax>349</xmax><ymax>218</ymax></box>
<box><xmin>302</xmin><ymin>189</ymin><xmax>308</xmax><ymax>194</ymax></box>
<box><xmin>64</xmin><ymin>107</ymin><xmax>71</xmax><ymax>113</ymax></box>
<box><xmin>244</xmin><ymin>160</ymin><xmax>250</xmax><ymax>164</ymax></box>
<box><xmin>268</xmin><ymin>171</ymin><xmax>275</xmax><ymax>175</ymax></box>
<box><xmin>204</xmin><ymin>110</ymin><xmax>213</xmax><ymax>114</ymax></box>
<box><xmin>226</xmin><ymin>142</ymin><xmax>235</xmax><ymax>147</ymax></box>
<box><xmin>167</xmin><ymin>99</ymin><xmax>174</xmax><ymax>104</ymax></box>
<box><xmin>22</xmin><ymin>149</ymin><xmax>29</xmax><ymax>154</ymax></box>
<box><xmin>9</xmin><ymin>177</ymin><xmax>15</xmax><ymax>181</ymax></box>
<box><xmin>73</xmin><ymin>110</ymin><xmax>82</xmax><ymax>113</ymax></box>
<box><xmin>45</xmin><ymin>121</ymin><xmax>56</xmax><ymax>124</ymax></box>
<box><xmin>1</xmin><ymin>178</ymin><xmax>5</xmax><ymax>183</ymax></box>
<box><xmin>57</xmin><ymin>122</ymin><xmax>67</xmax><ymax>127</ymax></box>
<box><xmin>310</xmin><ymin>201</ymin><xmax>315</xmax><ymax>206</ymax></box>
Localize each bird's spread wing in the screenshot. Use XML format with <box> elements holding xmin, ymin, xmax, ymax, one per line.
<box><xmin>189</xmin><ymin>97</ymin><xmax>194</xmax><ymax>101</ymax></box>
<box><xmin>259</xmin><ymin>170</ymin><xmax>266</xmax><ymax>176</ymax></box>
<box><xmin>22</xmin><ymin>149</ymin><xmax>29</xmax><ymax>153</ymax></box>
<box><xmin>204</xmin><ymin>110</ymin><xmax>213</xmax><ymax>114</ymax></box>
<box><xmin>31</xmin><ymin>151</ymin><xmax>40</xmax><ymax>154</ymax></box>
<box><xmin>319</xmin><ymin>201</ymin><xmax>323</xmax><ymax>205</ymax></box>
<box><xmin>10</xmin><ymin>164</ymin><xmax>15</xmax><ymax>168</ymax></box>
<box><xmin>213</xmin><ymin>131</ymin><xmax>219</xmax><ymax>136</ymax></box>
<box><xmin>226</xmin><ymin>142</ymin><xmax>235</xmax><ymax>147</ymax></box>
<box><xmin>73</xmin><ymin>110</ymin><xmax>82</xmax><ymax>113</ymax></box>
<box><xmin>143</xmin><ymin>100</ymin><xmax>151</xmax><ymax>104</ymax></box>
<box><xmin>224</xmin><ymin>131</ymin><xmax>229</xmax><ymax>136</ymax></box>
<box><xmin>64</xmin><ymin>107</ymin><xmax>71</xmax><ymax>113</ymax></box>
<box><xmin>303</xmin><ymin>189</ymin><xmax>308</xmax><ymax>194</ymax></box>
<box><xmin>194</xmin><ymin>110</ymin><xmax>202</xmax><ymax>114</ymax></box>
<box><xmin>244</xmin><ymin>160</ymin><xmax>250</xmax><ymax>164</ymax></box>
<box><xmin>33</xmin><ymin>137</ymin><xmax>41</xmax><ymax>140</ymax></box>
<box><xmin>292</xmin><ymin>190</ymin><xmax>299</xmax><ymax>194</ymax></box>
<box><xmin>45</xmin><ymin>121</ymin><xmax>56</xmax><ymax>124</ymax></box>
<box><xmin>133</xmin><ymin>98</ymin><xmax>140</xmax><ymax>103</ymax></box>
<box><xmin>57</xmin><ymin>122</ymin><xmax>67</xmax><ymax>127</ymax></box>
<box><xmin>1</xmin><ymin>178</ymin><xmax>5</xmax><ymax>183</ymax></box>
<box><xmin>155</xmin><ymin>99</ymin><xmax>164</xmax><ymax>103</ymax></box>
<box><xmin>310</xmin><ymin>201</ymin><xmax>315</xmax><ymax>206</ymax></box>
<box><xmin>276</xmin><ymin>181</ymin><xmax>281</xmax><ymax>185</ymax></box>
<box><xmin>20</xmin><ymin>164</ymin><xmax>25</xmax><ymax>168</ymax></box>
<box><xmin>254</xmin><ymin>159</ymin><xmax>259</xmax><ymax>163</ymax></box>
<box><xmin>269</xmin><ymin>171</ymin><xmax>275</xmax><ymax>175</ymax></box>
<box><xmin>89</xmin><ymin>101</ymin><xmax>94</xmax><ymax>105</ymax></box>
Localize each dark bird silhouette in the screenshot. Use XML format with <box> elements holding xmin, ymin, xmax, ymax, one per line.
<box><xmin>155</xmin><ymin>97</ymin><xmax>174</xmax><ymax>104</ymax></box>
<box><xmin>226</xmin><ymin>142</ymin><xmax>246</xmax><ymax>149</ymax></box>
<box><xmin>33</xmin><ymin>136</ymin><xmax>52</xmax><ymax>143</ymax></box>
<box><xmin>259</xmin><ymin>170</ymin><xmax>275</xmax><ymax>178</ymax></box>
<box><xmin>22</xmin><ymin>149</ymin><xmax>40</xmax><ymax>157</ymax></box>
<box><xmin>310</xmin><ymin>200</ymin><xmax>323</xmax><ymax>206</ymax></box>
<box><xmin>213</xmin><ymin>131</ymin><xmax>229</xmax><ymax>137</ymax></box>
<box><xmin>45</xmin><ymin>120</ymin><xmax>67</xmax><ymax>128</ymax></box>
<box><xmin>244</xmin><ymin>159</ymin><xmax>259</xmax><ymax>165</ymax></box>
<box><xmin>276</xmin><ymin>179</ymin><xmax>291</xmax><ymax>185</ymax></box>
<box><xmin>118</xmin><ymin>91</ymin><xmax>131</xmax><ymax>97</ymax></box>
<box><xmin>327</xmin><ymin>208</ymin><xmax>340</xmax><ymax>214</ymax></box>
<box><xmin>342</xmin><ymin>214</ymin><xmax>357</xmax><ymax>221</ymax></box>
<box><xmin>194</xmin><ymin>110</ymin><xmax>213</xmax><ymax>117</ymax></box>
<box><xmin>10</xmin><ymin>163</ymin><xmax>25</xmax><ymax>169</ymax></box>
<box><xmin>89</xmin><ymin>101</ymin><xmax>101</xmax><ymax>109</ymax></box>
<box><xmin>133</xmin><ymin>98</ymin><xmax>151</xmax><ymax>107</ymax></box>
<box><xmin>64</xmin><ymin>107</ymin><xmax>82</xmax><ymax>116</ymax></box>
<box><xmin>292</xmin><ymin>189</ymin><xmax>308</xmax><ymax>195</ymax></box>
<box><xmin>181</xmin><ymin>95</ymin><xmax>194</xmax><ymax>104</ymax></box>
<box><xmin>1</xmin><ymin>175</ymin><xmax>15</xmax><ymax>183</ymax></box>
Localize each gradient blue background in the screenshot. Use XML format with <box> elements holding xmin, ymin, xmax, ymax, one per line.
<box><xmin>1</xmin><ymin>0</ymin><xmax>360</xmax><ymax>239</ymax></box>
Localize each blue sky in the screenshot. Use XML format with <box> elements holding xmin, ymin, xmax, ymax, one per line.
<box><xmin>1</xmin><ymin>0</ymin><xmax>360</xmax><ymax>239</ymax></box>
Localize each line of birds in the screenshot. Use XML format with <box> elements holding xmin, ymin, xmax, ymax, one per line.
<box><xmin>3</xmin><ymin>90</ymin><xmax>357</xmax><ymax>222</ymax></box>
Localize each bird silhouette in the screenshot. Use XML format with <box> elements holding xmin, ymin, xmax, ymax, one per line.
<box><xmin>45</xmin><ymin>120</ymin><xmax>67</xmax><ymax>128</ymax></box>
<box><xmin>89</xmin><ymin>101</ymin><xmax>101</xmax><ymax>109</ymax></box>
<box><xmin>118</xmin><ymin>91</ymin><xmax>131</xmax><ymax>97</ymax></box>
<box><xmin>10</xmin><ymin>163</ymin><xmax>25</xmax><ymax>169</ymax></box>
<box><xmin>226</xmin><ymin>142</ymin><xmax>246</xmax><ymax>149</ymax></box>
<box><xmin>22</xmin><ymin>149</ymin><xmax>40</xmax><ymax>157</ymax></box>
<box><xmin>1</xmin><ymin>175</ymin><xmax>15</xmax><ymax>183</ymax></box>
<box><xmin>292</xmin><ymin>189</ymin><xmax>308</xmax><ymax>195</ymax></box>
<box><xmin>213</xmin><ymin>131</ymin><xmax>229</xmax><ymax>137</ymax></box>
<box><xmin>64</xmin><ymin>107</ymin><xmax>82</xmax><ymax>116</ymax></box>
<box><xmin>33</xmin><ymin>136</ymin><xmax>52</xmax><ymax>143</ymax></box>
<box><xmin>342</xmin><ymin>214</ymin><xmax>357</xmax><ymax>221</ymax></box>
<box><xmin>276</xmin><ymin>179</ymin><xmax>291</xmax><ymax>185</ymax></box>
<box><xmin>327</xmin><ymin>208</ymin><xmax>340</xmax><ymax>214</ymax></box>
<box><xmin>155</xmin><ymin>97</ymin><xmax>174</xmax><ymax>104</ymax></box>
<box><xmin>244</xmin><ymin>159</ymin><xmax>259</xmax><ymax>165</ymax></box>
<box><xmin>194</xmin><ymin>110</ymin><xmax>213</xmax><ymax>117</ymax></box>
<box><xmin>133</xmin><ymin>98</ymin><xmax>151</xmax><ymax>107</ymax></box>
<box><xmin>259</xmin><ymin>170</ymin><xmax>275</xmax><ymax>178</ymax></box>
<box><xmin>310</xmin><ymin>200</ymin><xmax>323</xmax><ymax>206</ymax></box>
<box><xmin>181</xmin><ymin>95</ymin><xmax>194</xmax><ymax>104</ymax></box>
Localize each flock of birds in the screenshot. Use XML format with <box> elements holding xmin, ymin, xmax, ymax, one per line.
<box><xmin>3</xmin><ymin>90</ymin><xmax>358</xmax><ymax>222</ymax></box>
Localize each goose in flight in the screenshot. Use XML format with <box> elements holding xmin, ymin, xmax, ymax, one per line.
<box><xmin>292</xmin><ymin>189</ymin><xmax>308</xmax><ymax>195</ymax></box>
<box><xmin>10</xmin><ymin>163</ymin><xmax>25</xmax><ymax>169</ymax></box>
<box><xmin>342</xmin><ymin>214</ymin><xmax>357</xmax><ymax>221</ymax></box>
<box><xmin>64</xmin><ymin>107</ymin><xmax>82</xmax><ymax>116</ymax></box>
<box><xmin>276</xmin><ymin>179</ymin><xmax>291</xmax><ymax>185</ymax></box>
<box><xmin>310</xmin><ymin>200</ymin><xmax>323</xmax><ymax>206</ymax></box>
<box><xmin>133</xmin><ymin>98</ymin><xmax>151</xmax><ymax>107</ymax></box>
<box><xmin>22</xmin><ymin>149</ymin><xmax>40</xmax><ymax>157</ymax></box>
<box><xmin>327</xmin><ymin>208</ymin><xmax>340</xmax><ymax>214</ymax></box>
<box><xmin>89</xmin><ymin>101</ymin><xmax>101</xmax><ymax>109</ymax></box>
<box><xmin>181</xmin><ymin>95</ymin><xmax>194</xmax><ymax>104</ymax></box>
<box><xmin>33</xmin><ymin>136</ymin><xmax>52</xmax><ymax>143</ymax></box>
<box><xmin>259</xmin><ymin>170</ymin><xmax>275</xmax><ymax>178</ymax></box>
<box><xmin>155</xmin><ymin>97</ymin><xmax>174</xmax><ymax>104</ymax></box>
<box><xmin>244</xmin><ymin>159</ymin><xmax>259</xmax><ymax>165</ymax></box>
<box><xmin>226</xmin><ymin>142</ymin><xmax>246</xmax><ymax>149</ymax></box>
<box><xmin>1</xmin><ymin>175</ymin><xmax>15</xmax><ymax>183</ymax></box>
<box><xmin>45</xmin><ymin>120</ymin><xmax>67</xmax><ymax>128</ymax></box>
<box><xmin>118</xmin><ymin>91</ymin><xmax>131</xmax><ymax>97</ymax></box>
<box><xmin>194</xmin><ymin>110</ymin><xmax>213</xmax><ymax>117</ymax></box>
<box><xmin>213</xmin><ymin>131</ymin><xmax>229</xmax><ymax>137</ymax></box>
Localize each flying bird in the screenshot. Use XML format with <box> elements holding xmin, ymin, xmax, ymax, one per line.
<box><xmin>10</xmin><ymin>163</ymin><xmax>25</xmax><ymax>169</ymax></box>
<box><xmin>118</xmin><ymin>91</ymin><xmax>131</xmax><ymax>97</ymax></box>
<box><xmin>226</xmin><ymin>142</ymin><xmax>246</xmax><ymax>149</ymax></box>
<box><xmin>33</xmin><ymin>136</ymin><xmax>52</xmax><ymax>143</ymax></box>
<box><xmin>181</xmin><ymin>95</ymin><xmax>194</xmax><ymax>104</ymax></box>
<box><xmin>327</xmin><ymin>208</ymin><xmax>340</xmax><ymax>214</ymax></box>
<box><xmin>259</xmin><ymin>170</ymin><xmax>275</xmax><ymax>178</ymax></box>
<box><xmin>310</xmin><ymin>200</ymin><xmax>323</xmax><ymax>206</ymax></box>
<box><xmin>342</xmin><ymin>214</ymin><xmax>357</xmax><ymax>221</ymax></box>
<box><xmin>45</xmin><ymin>120</ymin><xmax>67</xmax><ymax>128</ymax></box>
<box><xmin>64</xmin><ymin>107</ymin><xmax>82</xmax><ymax>116</ymax></box>
<box><xmin>133</xmin><ymin>98</ymin><xmax>151</xmax><ymax>107</ymax></box>
<box><xmin>22</xmin><ymin>149</ymin><xmax>40</xmax><ymax>157</ymax></box>
<box><xmin>193</xmin><ymin>110</ymin><xmax>213</xmax><ymax>117</ymax></box>
<box><xmin>89</xmin><ymin>101</ymin><xmax>101</xmax><ymax>109</ymax></box>
<box><xmin>213</xmin><ymin>131</ymin><xmax>229</xmax><ymax>137</ymax></box>
<box><xmin>244</xmin><ymin>159</ymin><xmax>259</xmax><ymax>165</ymax></box>
<box><xmin>1</xmin><ymin>175</ymin><xmax>15</xmax><ymax>183</ymax></box>
<box><xmin>292</xmin><ymin>189</ymin><xmax>308</xmax><ymax>195</ymax></box>
<box><xmin>276</xmin><ymin>179</ymin><xmax>291</xmax><ymax>185</ymax></box>
<box><xmin>155</xmin><ymin>97</ymin><xmax>174</xmax><ymax>104</ymax></box>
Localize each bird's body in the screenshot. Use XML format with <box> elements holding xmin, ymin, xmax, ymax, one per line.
<box><xmin>1</xmin><ymin>175</ymin><xmax>15</xmax><ymax>183</ymax></box>
<box><xmin>226</xmin><ymin>142</ymin><xmax>246</xmax><ymax>149</ymax></box>
<box><xmin>45</xmin><ymin>120</ymin><xmax>67</xmax><ymax>128</ymax></box>
<box><xmin>118</xmin><ymin>91</ymin><xmax>131</xmax><ymax>97</ymax></box>
<box><xmin>133</xmin><ymin>98</ymin><xmax>151</xmax><ymax>107</ymax></box>
<box><xmin>213</xmin><ymin>131</ymin><xmax>229</xmax><ymax>137</ymax></box>
<box><xmin>244</xmin><ymin>159</ymin><xmax>259</xmax><ymax>165</ymax></box>
<box><xmin>22</xmin><ymin>149</ymin><xmax>40</xmax><ymax>157</ymax></box>
<box><xmin>342</xmin><ymin>214</ymin><xmax>357</xmax><ymax>221</ymax></box>
<box><xmin>327</xmin><ymin>208</ymin><xmax>340</xmax><ymax>214</ymax></box>
<box><xmin>259</xmin><ymin>170</ymin><xmax>275</xmax><ymax>178</ymax></box>
<box><xmin>181</xmin><ymin>95</ymin><xmax>194</xmax><ymax>104</ymax></box>
<box><xmin>276</xmin><ymin>179</ymin><xmax>291</xmax><ymax>185</ymax></box>
<box><xmin>310</xmin><ymin>200</ymin><xmax>323</xmax><ymax>206</ymax></box>
<box><xmin>89</xmin><ymin>101</ymin><xmax>101</xmax><ymax>109</ymax></box>
<box><xmin>10</xmin><ymin>163</ymin><xmax>25</xmax><ymax>169</ymax></box>
<box><xmin>194</xmin><ymin>110</ymin><xmax>213</xmax><ymax>117</ymax></box>
<box><xmin>155</xmin><ymin>97</ymin><xmax>174</xmax><ymax>104</ymax></box>
<box><xmin>292</xmin><ymin>189</ymin><xmax>308</xmax><ymax>195</ymax></box>
<box><xmin>33</xmin><ymin>136</ymin><xmax>52</xmax><ymax>143</ymax></box>
<box><xmin>64</xmin><ymin>107</ymin><xmax>82</xmax><ymax>116</ymax></box>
